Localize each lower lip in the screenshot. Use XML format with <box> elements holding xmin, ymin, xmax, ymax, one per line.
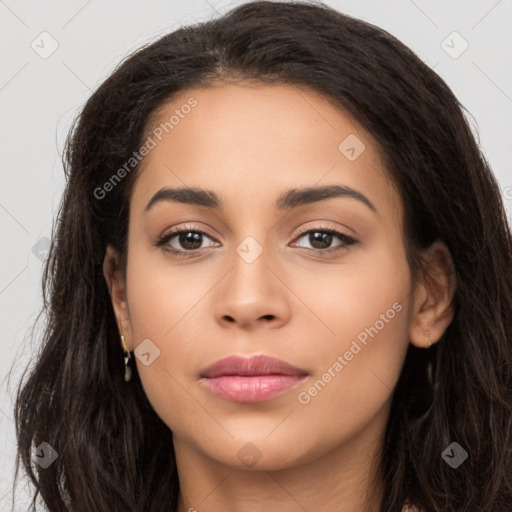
<box><xmin>202</xmin><ymin>375</ymin><xmax>307</xmax><ymax>403</ymax></box>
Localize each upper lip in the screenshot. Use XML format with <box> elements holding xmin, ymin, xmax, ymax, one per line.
<box><xmin>200</xmin><ymin>354</ymin><xmax>308</xmax><ymax>378</ymax></box>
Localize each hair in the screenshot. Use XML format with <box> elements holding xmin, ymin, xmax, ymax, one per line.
<box><xmin>11</xmin><ymin>1</ymin><xmax>512</xmax><ymax>511</ymax></box>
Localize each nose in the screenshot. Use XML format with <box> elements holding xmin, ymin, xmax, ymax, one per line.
<box><xmin>213</xmin><ymin>245</ymin><xmax>291</xmax><ymax>331</ymax></box>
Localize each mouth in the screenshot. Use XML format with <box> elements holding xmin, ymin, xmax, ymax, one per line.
<box><xmin>200</xmin><ymin>354</ymin><xmax>308</xmax><ymax>403</ymax></box>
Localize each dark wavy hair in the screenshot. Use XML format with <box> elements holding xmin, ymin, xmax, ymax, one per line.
<box><xmin>11</xmin><ymin>1</ymin><xmax>512</xmax><ymax>511</ymax></box>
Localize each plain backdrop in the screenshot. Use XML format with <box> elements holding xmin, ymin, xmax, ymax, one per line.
<box><xmin>1</xmin><ymin>0</ymin><xmax>511</xmax><ymax>508</ymax></box>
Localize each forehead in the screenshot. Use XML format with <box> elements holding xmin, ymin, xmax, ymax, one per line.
<box><xmin>130</xmin><ymin>83</ymin><xmax>399</xmax><ymax>219</ymax></box>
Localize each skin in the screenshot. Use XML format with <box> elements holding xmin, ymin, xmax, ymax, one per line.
<box><xmin>104</xmin><ymin>83</ymin><xmax>455</xmax><ymax>512</ymax></box>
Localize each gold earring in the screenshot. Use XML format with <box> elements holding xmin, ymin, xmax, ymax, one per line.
<box><xmin>423</xmin><ymin>329</ymin><xmax>432</xmax><ymax>349</ymax></box>
<box><xmin>121</xmin><ymin>335</ymin><xmax>132</xmax><ymax>382</ymax></box>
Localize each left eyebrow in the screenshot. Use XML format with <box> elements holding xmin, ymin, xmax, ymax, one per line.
<box><xmin>274</xmin><ymin>184</ymin><xmax>377</xmax><ymax>213</ymax></box>
<box><xmin>144</xmin><ymin>184</ymin><xmax>377</xmax><ymax>214</ymax></box>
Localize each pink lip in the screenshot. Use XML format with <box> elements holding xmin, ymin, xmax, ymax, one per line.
<box><xmin>200</xmin><ymin>355</ymin><xmax>308</xmax><ymax>403</ymax></box>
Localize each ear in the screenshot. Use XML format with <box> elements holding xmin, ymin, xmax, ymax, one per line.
<box><xmin>409</xmin><ymin>240</ymin><xmax>456</xmax><ymax>348</ymax></box>
<box><xmin>103</xmin><ymin>245</ymin><xmax>134</xmax><ymax>351</ymax></box>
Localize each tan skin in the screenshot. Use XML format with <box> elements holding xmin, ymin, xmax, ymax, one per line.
<box><xmin>104</xmin><ymin>83</ymin><xmax>455</xmax><ymax>512</ymax></box>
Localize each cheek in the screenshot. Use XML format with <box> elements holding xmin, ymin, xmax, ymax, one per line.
<box><xmin>293</xmin><ymin>232</ymin><xmax>411</xmax><ymax>352</ymax></box>
<box><xmin>123</xmin><ymin>245</ymin><xmax>212</xmax><ymax>421</ymax></box>
<box><xmin>126</xmin><ymin>261</ymin><xmax>203</xmax><ymax>340</ymax></box>
<box><xmin>292</xmin><ymin>244</ymin><xmax>412</xmax><ymax>438</ymax></box>
<box><xmin>125</xmin><ymin>224</ymin><xmax>223</xmax><ymax>347</ymax></box>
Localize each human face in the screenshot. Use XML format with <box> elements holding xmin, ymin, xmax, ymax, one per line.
<box><xmin>117</xmin><ymin>83</ymin><xmax>415</xmax><ymax>470</ymax></box>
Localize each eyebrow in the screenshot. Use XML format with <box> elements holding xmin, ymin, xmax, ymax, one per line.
<box><xmin>144</xmin><ymin>184</ymin><xmax>377</xmax><ymax>214</ymax></box>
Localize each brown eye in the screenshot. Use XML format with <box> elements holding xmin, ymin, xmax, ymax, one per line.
<box><xmin>291</xmin><ymin>227</ymin><xmax>357</xmax><ymax>254</ymax></box>
<box><xmin>155</xmin><ymin>225</ymin><xmax>219</xmax><ymax>257</ymax></box>
<box><xmin>172</xmin><ymin>231</ymin><xmax>204</xmax><ymax>250</ymax></box>
<box><xmin>306</xmin><ymin>231</ymin><xmax>334</xmax><ymax>250</ymax></box>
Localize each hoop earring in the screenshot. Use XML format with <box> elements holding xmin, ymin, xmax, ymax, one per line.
<box><xmin>121</xmin><ymin>335</ymin><xmax>132</xmax><ymax>382</ymax></box>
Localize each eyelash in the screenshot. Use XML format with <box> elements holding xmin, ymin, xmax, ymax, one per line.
<box><xmin>154</xmin><ymin>224</ymin><xmax>357</xmax><ymax>258</ymax></box>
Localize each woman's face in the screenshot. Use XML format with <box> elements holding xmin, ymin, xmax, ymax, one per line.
<box><xmin>110</xmin><ymin>83</ymin><xmax>424</xmax><ymax>470</ymax></box>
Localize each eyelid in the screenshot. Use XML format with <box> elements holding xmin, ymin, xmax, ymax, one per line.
<box><xmin>293</xmin><ymin>221</ymin><xmax>354</xmax><ymax>238</ymax></box>
<box><xmin>157</xmin><ymin>221</ymin><xmax>218</xmax><ymax>239</ymax></box>
<box><xmin>155</xmin><ymin>221</ymin><xmax>358</xmax><ymax>256</ymax></box>
<box><xmin>156</xmin><ymin>223</ymin><xmax>219</xmax><ymax>246</ymax></box>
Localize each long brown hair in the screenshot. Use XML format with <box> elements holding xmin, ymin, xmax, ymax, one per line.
<box><xmin>12</xmin><ymin>1</ymin><xmax>512</xmax><ymax>510</ymax></box>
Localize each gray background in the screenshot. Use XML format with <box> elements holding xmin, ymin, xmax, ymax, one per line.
<box><xmin>1</xmin><ymin>0</ymin><xmax>511</xmax><ymax>508</ymax></box>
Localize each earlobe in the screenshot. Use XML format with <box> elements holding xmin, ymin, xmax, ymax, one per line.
<box><xmin>103</xmin><ymin>245</ymin><xmax>133</xmax><ymax>351</ymax></box>
<box><xmin>409</xmin><ymin>240</ymin><xmax>456</xmax><ymax>349</ymax></box>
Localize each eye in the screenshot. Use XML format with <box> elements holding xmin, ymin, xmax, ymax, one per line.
<box><xmin>155</xmin><ymin>224</ymin><xmax>218</xmax><ymax>257</ymax></box>
<box><xmin>154</xmin><ymin>224</ymin><xmax>357</xmax><ymax>258</ymax></box>
<box><xmin>291</xmin><ymin>226</ymin><xmax>357</xmax><ymax>254</ymax></box>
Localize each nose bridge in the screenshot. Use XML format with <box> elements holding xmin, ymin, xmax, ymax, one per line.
<box><xmin>213</xmin><ymin>226</ymin><xmax>291</xmax><ymax>328</ymax></box>
<box><xmin>226</xmin><ymin>206</ymin><xmax>272</xmax><ymax>268</ymax></box>
<box><xmin>228</xmin><ymin>230</ymin><xmax>273</xmax><ymax>296</ymax></box>
<box><xmin>226</xmin><ymin>205</ymin><xmax>292</xmax><ymax>282</ymax></box>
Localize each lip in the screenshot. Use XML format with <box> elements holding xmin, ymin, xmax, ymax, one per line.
<box><xmin>200</xmin><ymin>354</ymin><xmax>308</xmax><ymax>403</ymax></box>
